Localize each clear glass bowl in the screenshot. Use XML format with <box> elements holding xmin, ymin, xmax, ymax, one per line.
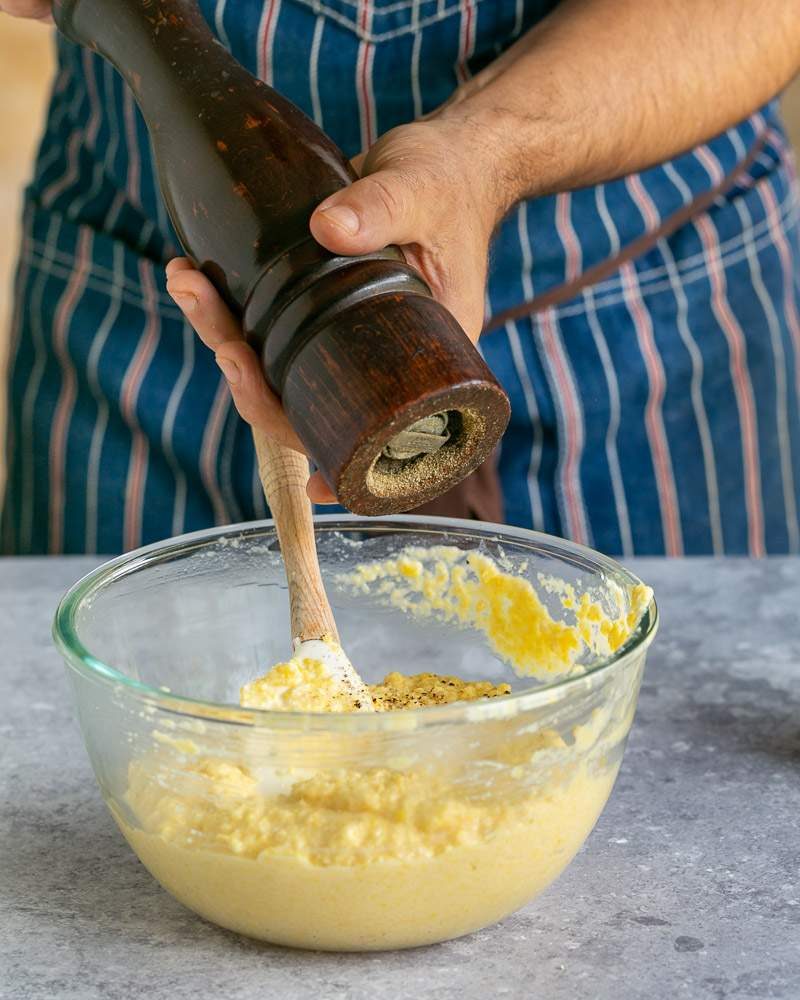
<box><xmin>53</xmin><ymin>515</ymin><xmax>657</xmax><ymax>951</ymax></box>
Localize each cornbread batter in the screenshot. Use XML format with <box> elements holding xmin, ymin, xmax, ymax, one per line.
<box><xmin>368</xmin><ymin>671</ymin><xmax>510</xmax><ymax>710</ymax></box>
<box><xmin>116</xmin><ymin>548</ymin><xmax>651</xmax><ymax>950</ymax></box>
<box><xmin>241</xmin><ymin>654</ymin><xmax>510</xmax><ymax>713</ymax></box>
<box><xmin>239</xmin><ymin>651</ymin><xmax>366</xmax><ymax>713</ymax></box>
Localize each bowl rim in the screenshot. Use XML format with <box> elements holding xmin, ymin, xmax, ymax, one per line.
<box><xmin>52</xmin><ymin>514</ymin><xmax>658</xmax><ymax>731</ymax></box>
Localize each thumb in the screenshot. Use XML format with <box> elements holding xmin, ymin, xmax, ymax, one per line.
<box><xmin>309</xmin><ymin>171</ymin><xmax>422</xmax><ymax>256</ymax></box>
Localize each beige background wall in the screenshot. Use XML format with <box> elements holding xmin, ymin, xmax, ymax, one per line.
<box><xmin>1</xmin><ymin>16</ymin><xmax>799</xmax><ymax>500</ymax></box>
<box><xmin>0</xmin><ymin>18</ymin><xmax>55</xmax><ymax>500</ymax></box>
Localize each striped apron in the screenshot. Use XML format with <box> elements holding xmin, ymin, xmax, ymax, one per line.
<box><xmin>3</xmin><ymin>0</ymin><xmax>800</xmax><ymax>556</ymax></box>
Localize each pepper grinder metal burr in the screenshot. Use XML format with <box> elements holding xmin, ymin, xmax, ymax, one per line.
<box><xmin>53</xmin><ymin>0</ymin><xmax>511</xmax><ymax>515</ymax></box>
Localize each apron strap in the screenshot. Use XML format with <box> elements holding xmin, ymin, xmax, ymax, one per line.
<box><xmin>483</xmin><ymin>132</ymin><xmax>767</xmax><ymax>333</ymax></box>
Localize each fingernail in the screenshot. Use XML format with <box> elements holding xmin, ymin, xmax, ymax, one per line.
<box><xmin>216</xmin><ymin>356</ymin><xmax>241</xmax><ymax>386</ymax></box>
<box><xmin>319</xmin><ymin>204</ymin><xmax>360</xmax><ymax>235</ymax></box>
<box><xmin>170</xmin><ymin>290</ymin><xmax>198</xmax><ymax>314</ymax></box>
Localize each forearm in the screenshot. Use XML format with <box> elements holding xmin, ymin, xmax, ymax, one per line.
<box><xmin>439</xmin><ymin>0</ymin><xmax>800</xmax><ymax>213</ymax></box>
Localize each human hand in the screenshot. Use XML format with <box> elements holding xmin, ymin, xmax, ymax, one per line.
<box><xmin>167</xmin><ymin>115</ymin><xmax>508</xmax><ymax>501</ymax></box>
<box><xmin>0</xmin><ymin>1</ymin><xmax>52</xmax><ymax>21</ymax></box>
<box><xmin>310</xmin><ymin>117</ymin><xmax>507</xmax><ymax>343</ymax></box>
<box><xmin>165</xmin><ymin>258</ymin><xmax>338</xmax><ymax>504</ymax></box>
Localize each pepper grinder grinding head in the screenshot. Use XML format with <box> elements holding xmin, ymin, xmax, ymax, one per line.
<box><xmin>54</xmin><ymin>0</ymin><xmax>511</xmax><ymax>515</ymax></box>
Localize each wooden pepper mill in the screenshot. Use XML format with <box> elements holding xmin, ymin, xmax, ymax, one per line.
<box><xmin>53</xmin><ymin>0</ymin><xmax>511</xmax><ymax>515</ymax></box>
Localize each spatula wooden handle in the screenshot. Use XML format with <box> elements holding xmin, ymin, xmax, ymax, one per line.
<box><xmin>252</xmin><ymin>429</ymin><xmax>339</xmax><ymax>645</ymax></box>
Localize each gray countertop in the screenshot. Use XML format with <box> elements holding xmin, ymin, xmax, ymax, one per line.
<box><xmin>2</xmin><ymin>557</ymin><xmax>799</xmax><ymax>1000</ymax></box>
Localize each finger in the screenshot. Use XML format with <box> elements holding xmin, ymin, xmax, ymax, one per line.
<box><xmin>436</xmin><ymin>259</ymin><xmax>488</xmax><ymax>343</ymax></box>
<box><xmin>310</xmin><ymin>169</ymin><xmax>423</xmax><ymax>256</ymax></box>
<box><xmin>401</xmin><ymin>241</ymin><xmax>488</xmax><ymax>343</ymax></box>
<box><xmin>213</xmin><ymin>341</ymin><xmax>307</xmax><ymax>453</ymax></box>
<box><xmin>440</xmin><ymin>284</ymin><xmax>486</xmax><ymax>343</ymax></box>
<box><xmin>349</xmin><ymin>151</ymin><xmax>366</xmax><ymax>177</ymax></box>
<box><xmin>166</xmin><ymin>264</ymin><xmax>307</xmax><ymax>452</ymax></box>
<box><xmin>166</xmin><ymin>266</ymin><xmax>241</xmax><ymax>350</ymax></box>
<box><xmin>307</xmin><ymin>471</ymin><xmax>338</xmax><ymax>505</ymax></box>
<box><xmin>165</xmin><ymin>256</ymin><xmax>195</xmax><ymax>278</ymax></box>
<box><xmin>0</xmin><ymin>1</ymin><xmax>52</xmax><ymax>19</ymax></box>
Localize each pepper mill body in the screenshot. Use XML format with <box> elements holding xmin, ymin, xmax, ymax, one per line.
<box><xmin>53</xmin><ymin>0</ymin><xmax>511</xmax><ymax>515</ymax></box>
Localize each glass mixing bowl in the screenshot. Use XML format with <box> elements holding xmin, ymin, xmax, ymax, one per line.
<box><xmin>53</xmin><ymin>516</ymin><xmax>657</xmax><ymax>951</ymax></box>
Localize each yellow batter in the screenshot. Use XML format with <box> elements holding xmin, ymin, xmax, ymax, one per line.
<box><xmin>240</xmin><ymin>651</ymin><xmax>511</xmax><ymax>713</ymax></box>
<box><xmin>338</xmin><ymin>546</ymin><xmax>652</xmax><ymax>677</ymax></box>
<box><xmin>116</xmin><ymin>548</ymin><xmax>651</xmax><ymax>951</ymax></box>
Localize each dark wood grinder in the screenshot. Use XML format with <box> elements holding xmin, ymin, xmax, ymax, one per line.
<box><xmin>53</xmin><ymin>0</ymin><xmax>511</xmax><ymax>515</ymax></box>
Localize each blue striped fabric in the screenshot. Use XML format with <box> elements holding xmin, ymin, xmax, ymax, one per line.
<box><xmin>2</xmin><ymin>0</ymin><xmax>800</xmax><ymax>555</ymax></box>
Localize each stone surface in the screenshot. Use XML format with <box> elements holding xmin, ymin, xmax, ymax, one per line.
<box><xmin>2</xmin><ymin>556</ymin><xmax>799</xmax><ymax>1000</ymax></box>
